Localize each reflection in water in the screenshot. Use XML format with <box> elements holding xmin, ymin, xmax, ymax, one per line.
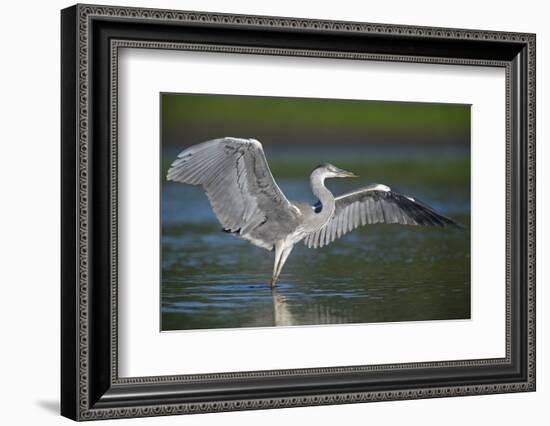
<box><xmin>271</xmin><ymin>288</ymin><xmax>294</xmax><ymax>326</ymax></box>
<box><xmin>271</xmin><ymin>287</ymin><xmax>351</xmax><ymax>327</ymax></box>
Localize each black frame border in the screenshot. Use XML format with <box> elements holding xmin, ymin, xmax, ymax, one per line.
<box><xmin>61</xmin><ymin>4</ymin><xmax>535</xmax><ymax>421</ymax></box>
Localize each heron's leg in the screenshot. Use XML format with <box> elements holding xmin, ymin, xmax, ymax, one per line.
<box><xmin>271</xmin><ymin>243</ymin><xmax>284</xmax><ymax>287</ymax></box>
<box><xmin>271</xmin><ymin>244</ymin><xmax>294</xmax><ymax>287</ymax></box>
<box><xmin>271</xmin><ymin>244</ymin><xmax>281</xmax><ymax>286</ymax></box>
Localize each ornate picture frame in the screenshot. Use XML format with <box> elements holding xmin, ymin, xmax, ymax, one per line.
<box><xmin>61</xmin><ymin>4</ymin><xmax>535</xmax><ymax>420</ymax></box>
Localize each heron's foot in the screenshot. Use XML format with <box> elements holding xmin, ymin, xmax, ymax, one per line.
<box><xmin>270</xmin><ymin>276</ymin><xmax>278</xmax><ymax>287</ymax></box>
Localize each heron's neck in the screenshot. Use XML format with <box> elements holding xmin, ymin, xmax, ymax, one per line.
<box><xmin>310</xmin><ymin>171</ymin><xmax>335</xmax><ymax>227</ymax></box>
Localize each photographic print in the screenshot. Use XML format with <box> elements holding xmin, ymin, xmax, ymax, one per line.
<box><xmin>161</xmin><ymin>93</ymin><xmax>470</xmax><ymax>331</ymax></box>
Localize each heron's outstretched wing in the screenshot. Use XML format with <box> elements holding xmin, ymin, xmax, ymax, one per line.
<box><xmin>167</xmin><ymin>137</ymin><xmax>301</xmax><ymax>250</ymax></box>
<box><xmin>304</xmin><ymin>183</ymin><xmax>461</xmax><ymax>249</ymax></box>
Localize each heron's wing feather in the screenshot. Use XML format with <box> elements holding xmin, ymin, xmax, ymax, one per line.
<box><xmin>304</xmin><ymin>183</ymin><xmax>461</xmax><ymax>249</ymax></box>
<box><xmin>167</xmin><ymin>138</ymin><xmax>300</xmax><ymax>250</ymax></box>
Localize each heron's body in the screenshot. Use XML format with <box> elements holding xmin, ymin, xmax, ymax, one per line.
<box><xmin>167</xmin><ymin>137</ymin><xmax>461</xmax><ymax>286</ymax></box>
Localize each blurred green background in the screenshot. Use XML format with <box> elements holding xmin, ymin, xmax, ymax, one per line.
<box><xmin>162</xmin><ymin>94</ymin><xmax>470</xmax><ymax>145</ymax></box>
<box><xmin>160</xmin><ymin>93</ymin><xmax>470</xmax><ymax>331</ymax></box>
<box><xmin>162</xmin><ymin>94</ymin><xmax>470</xmax><ymax>188</ymax></box>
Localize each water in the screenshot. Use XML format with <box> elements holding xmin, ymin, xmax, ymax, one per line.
<box><xmin>161</xmin><ymin>145</ymin><xmax>470</xmax><ymax>331</ymax></box>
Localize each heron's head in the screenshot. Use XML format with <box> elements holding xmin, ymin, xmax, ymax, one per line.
<box><xmin>314</xmin><ymin>163</ymin><xmax>358</xmax><ymax>179</ymax></box>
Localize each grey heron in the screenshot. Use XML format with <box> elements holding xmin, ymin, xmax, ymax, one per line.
<box><xmin>167</xmin><ymin>137</ymin><xmax>461</xmax><ymax>287</ymax></box>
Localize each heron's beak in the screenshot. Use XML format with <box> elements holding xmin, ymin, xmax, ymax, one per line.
<box><xmin>338</xmin><ymin>169</ymin><xmax>359</xmax><ymax>178</ymax></box>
